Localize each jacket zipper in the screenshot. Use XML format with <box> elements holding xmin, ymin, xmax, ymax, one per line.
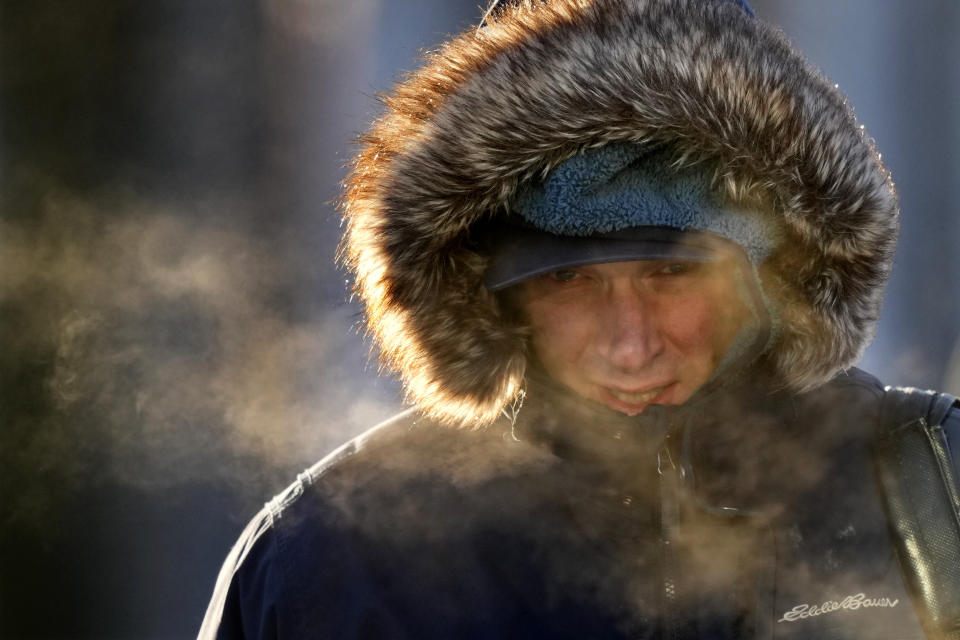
<box><xmin>659</xmin><ymin>429</ymin><xmax>681</xmax><ymax>640</ymax></box>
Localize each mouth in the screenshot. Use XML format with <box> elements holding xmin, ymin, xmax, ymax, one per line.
<box><xmin>600</xmin><ymin>383</ymin><xmax>674</xmax><ymax>415</ymax></box>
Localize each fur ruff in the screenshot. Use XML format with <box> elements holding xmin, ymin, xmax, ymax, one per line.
<box><xmin>340</xmin><ymin>0</ymin><xmax>899</xmax><ymax>426</ymax></box>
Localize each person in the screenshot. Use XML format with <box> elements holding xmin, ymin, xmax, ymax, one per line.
<box><xmin>198</xmin><ymin>0</ymin><xmax>960</xmax><ymax>638</ymax></box>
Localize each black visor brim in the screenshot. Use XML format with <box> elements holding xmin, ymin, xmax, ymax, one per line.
<box><xmin>482</xmin><ymin>225</ymin><xmax>739</xmax><ymax>291</ymax></box>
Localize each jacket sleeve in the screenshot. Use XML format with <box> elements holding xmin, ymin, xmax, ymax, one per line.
<box><xmin>197</xmin><ymin>506</ymin><xmax>281</xmax><ymax>640</ymax></box>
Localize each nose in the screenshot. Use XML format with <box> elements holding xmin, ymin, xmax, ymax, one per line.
<box><xmin>598</xmin><ymin>281</ymin><xmax>664</xmax><ymax>372</ymax></box>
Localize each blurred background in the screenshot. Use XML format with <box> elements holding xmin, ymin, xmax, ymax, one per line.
<box><xmin>1</xmin><ymin>1</ymin><xmax>958</xmax><ymax>637</ymax></box>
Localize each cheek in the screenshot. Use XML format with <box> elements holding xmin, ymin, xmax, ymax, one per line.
<box><xmin>529</xmin><ymin>307</ymin><xmax>588</xmax><ymax>362</ymax></box>
<box><xmin>524</xmin><ymin>295</ymin><xmax>597</xmax><ymax>372</ymax></box>
<box><xmin>660</xmin><ymin>286</ymin><xmax>744</xmax><ymax>364</ymax></box>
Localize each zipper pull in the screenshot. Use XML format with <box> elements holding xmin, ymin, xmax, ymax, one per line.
<box><xmin>657</xmin><ymin>439</ymin><xmax>676</xmax><ymax>475</ymax></box>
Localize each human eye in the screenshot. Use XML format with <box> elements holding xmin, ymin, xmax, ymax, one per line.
<box><xmin>546</xmin><ymin>269</ymin><xmax>582</xmax><ymax>283</ymax></box>
<box><xmin>655</xmin><ymin>262</ymin><xmax>696</xmax><ymax>276</ymax></box>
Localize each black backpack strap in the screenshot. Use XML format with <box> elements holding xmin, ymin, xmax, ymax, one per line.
<box><xmin>874</xmin><ymin>386</ymin><xmax>960</xmax><ymax>640</ymax></box>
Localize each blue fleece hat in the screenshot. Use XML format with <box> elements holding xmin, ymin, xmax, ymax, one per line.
<box><xmin>483</xmin><ymin>143</ymin><xmax>782</xmax><ymax>290</ymax></box>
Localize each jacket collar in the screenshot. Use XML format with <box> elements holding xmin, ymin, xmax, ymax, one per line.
<box><xmin>513</xmin><ymin>362</ymin><xmax>813</xmax><ymax>518</ymax></box>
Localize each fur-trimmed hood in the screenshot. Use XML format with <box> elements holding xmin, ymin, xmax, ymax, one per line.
<box><xmin>340</xmin><ymin>0</ymin><xmax>898</xmax><ymax>426</ymax></box>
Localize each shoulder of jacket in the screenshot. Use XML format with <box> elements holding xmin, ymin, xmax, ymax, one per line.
<box><xmin>879</xmin><ymin>385</ymin><xmax>959</xmax><ymax>431</ymax></box>
<box><xmin>947</xmin><ymin>404</ymin><xmax>960</xmax><ymax>428</ymax></box>
<box><xmin>197</xmin><ymin>410</ymin><xmax>435</xmax><ymax>639</ymax></box>
<box><xmin>260</xmin><ymin>408</ymin><xmax>554</xmax><ymax>529</ymax></box>
<box><xmin>823</xmin><ymin>367</ymin><xmax>886</xmax><ymax>397</ymax></box>
<box><xmin>791</xmin><ymin>367</ymin><xmax>886</xmax><ymax>422</ymax></box>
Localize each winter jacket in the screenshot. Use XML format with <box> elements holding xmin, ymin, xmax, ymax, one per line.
<box><xmin>200</xmin><ymin>0</ymin><xmax>960</xmax><ymax>637</ymax></box>
<box><xmin>200</xmin><ymin>368</ymin><xmax>960</xmax><ymax>639</ymax></box>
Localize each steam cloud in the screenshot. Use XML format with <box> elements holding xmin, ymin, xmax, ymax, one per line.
<box><xmin>1</xmin><ymin>184</ymin><xmax>400</xmax><ymax>529</ymax></box>
<box><xmin>0</xmin><ymin>181</ymin><xmax>945</xmax><ymax>639</ymax></box>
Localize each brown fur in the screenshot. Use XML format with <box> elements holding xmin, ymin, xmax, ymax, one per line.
<box><xmin>339</xmin><ymin>0</ymin><xmax>898</xmax><ymax>426</ymax></box>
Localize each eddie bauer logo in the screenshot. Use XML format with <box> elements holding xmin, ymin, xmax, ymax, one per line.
<box><xmin>778</xmin><ymin>593</ymin><xmax>900</xmax><ymax>623</ymax></box>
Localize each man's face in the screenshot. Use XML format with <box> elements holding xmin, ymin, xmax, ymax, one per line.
<box><xmin>517</xmin><ymin>257</ymin><xmax>749</xmax><ymax>415</ymax></box>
